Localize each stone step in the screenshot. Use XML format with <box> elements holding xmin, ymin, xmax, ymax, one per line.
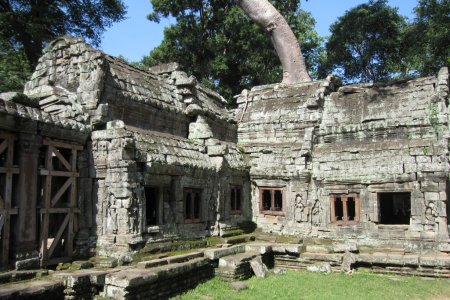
<box><xmin>137</xmin><ymin>251</ymin><xmax>204</xmax><ymax>269</ymax></box>
<box><xmin>218</xmin><ymin>251</ymin><xmax>259</xmax><ymax>268</ymax></box>
<box><xmin>103</xmin><ymin>257</ymin><xmax>213</xmax><ymax>300</ymax></box>
<box><xmin>0</xmin><ymin>269</ymin><xmax>48</xmax><ymax>285</ymax></box>
<box><xmin>216</xmin><ymin>252</ymin><xmax>260</xmax><ymax>281</ymax></box>
<box><xmin>52</xmin><ymin>269</ymin><xmax>113</xmax><ymax>299</ymax></box>
<box><xmin>221</xmin><ymin>229</ymin><xmax>245</xmax><ymax>238</ymax></box>
<box><xmin>204</xmin><ymin>245</ymin><xmax>245</xmax><ymax>260</ymax></box>
<box><xmin>223</xmin><ymin>236</ymin><xmax>251</xmax><ymax>245</ymax></box>
<box><xmin>0</xmin><ymin>280</ymin><xmax>64</xmax><ymax>299</ymax></box>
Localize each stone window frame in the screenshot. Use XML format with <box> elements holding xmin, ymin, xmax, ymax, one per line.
<box><xmin>184</xmin><ymin>188</ymin><xmax>202</xmax><ymax>223</ymax></box>
<box><xmin>330</xmin><ymin>193</ymin><xmax>361</xmax><ymax>225</ymax></box>
<box><xmin>230</xmin><ymin>185</ymin><xmax>242</xmax><ymax>214</ymax></box>
<box><xmin>259</xmin><ymin>187</ymin><xmax>286</xmax><ymax>216</ymax></box>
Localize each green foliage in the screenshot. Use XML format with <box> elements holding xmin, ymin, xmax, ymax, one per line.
<box><xmin>322</xmin><ymin>0</ymin><xmax>407</xmax><ymax>83</ymax></box>
<box><xmin>404</xmin><ymin>0</ymin><xmax>450</xmax><ymax>76</ymax></box>
<box><xmin>143</xmin><ymin>0</ymin><xmax>324</xmax><ymax>105</ymax></box>
<box><xmin>0</xmin><ymin>46</ymin><xmax>31</xmax><ymax>92</ymax></box>
<box><xmin>0</xmin><ymin>0</ymin><xmax>126</xmax><ymax>67</ymax></box>
<box><xmin>0</xmin><ymin>0</ymin><xmax>126</xmax><ymax>93</ymax></box>
<box><xmin>174</xmin><ymin>270</ymin><xmax>450</xmax><ymax>300</ymax></box>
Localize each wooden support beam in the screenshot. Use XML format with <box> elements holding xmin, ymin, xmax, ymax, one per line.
<box><xmin>51</xmin><ymin>146</ymin><xmax>72</xmax><ymax>171</ymax></box>
<box><xmin>43</xmin><ymin>139</ymin><xmax>83</xmax><ymax>151</ymax></box>
<box><xmin>40</xmin><ymin>208</ymin><xmax>80</xmax><ymax>214</ymax></box>
<box><xmin>0</xmin><ymin>132</ymin><xmax>17</xmax><ymax>140</ymax></box>
<box><xmin>1</xmin><ymin>214</ymin><xmax>10</xmax><ymax>266</ymax></box>
<box><xmin>51</xmin><ymin>177</ymin><xmax>72</xmax><ymax>207</ymax></box>
<box><xmin>40</xmin><ymin>146</ymin><xmax>53</xmax><ymax>265</ymax></box>
<box><xmin>0</xmin><ymin>167</ymin><xmax>20</xmax><ymax>174</ymax></box>
<box><xmin>0</xmin><ymin>140</ymin><xmax>7</xmax><ymax>156</ymax></box>
<box><xmin>39</xmin><ymin>170</ymin><xmax>79</xmax><ymax>177</ymax></box>
<box><xmin>47</xmin><ymin>214</ymin><xmax>69</xmax><ymax>259</ymax></box>
<box><xmin>0</xmin><ymin>212</ymin><xmax>4</xmax><ymax>232</ymax></box>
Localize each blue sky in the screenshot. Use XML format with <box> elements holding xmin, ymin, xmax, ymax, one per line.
<box><xmin>100</xmin><ymin>0</ymin><xmax>417</xmax><ymax>62</ymax></box>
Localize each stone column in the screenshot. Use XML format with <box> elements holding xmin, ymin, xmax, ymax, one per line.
<box><xmin>13</xmin><ymin>133</ymin><xmax>41</xmax><ymax>270</ymax></box>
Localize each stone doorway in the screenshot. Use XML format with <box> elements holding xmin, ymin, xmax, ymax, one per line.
<box><xmin>378</xmin><ymin>192</ymin><xmax>411</xmax><ymax>225</ymax></box>
<box><xmin>145</xmin><ymin>187</ymin><xmax>160</xmax><ymax>226</ymax></box>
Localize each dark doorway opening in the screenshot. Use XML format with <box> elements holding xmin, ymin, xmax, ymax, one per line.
<box><xmin>378</xmin><ymin>192</ymin><xmax>411</xmax><ymax>225</ymax></box>
<box><xmin>145</xmin><ymin>187</ymin><xmax>159</xmax><ymax>226</ymax></box>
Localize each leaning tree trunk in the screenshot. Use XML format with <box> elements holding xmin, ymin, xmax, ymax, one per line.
<box><xmin>236</xmin><ymin>0</ymin><xmax>311</xmax><ymax>84</ymax></box>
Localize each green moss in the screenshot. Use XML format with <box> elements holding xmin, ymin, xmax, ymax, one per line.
<box><xmin>133</xmin><ymin>239</ymin><xmax>208</xmax><ymax>263</ymax></box>
<box><xmin>206</xmin><ymin>236</ymin><xmax>223</xmax><ymax>247</ymax></box>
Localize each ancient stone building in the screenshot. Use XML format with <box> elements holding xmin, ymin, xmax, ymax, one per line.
<box><xmin>0</xmin><ymin>36</ymin><xmax>449</xmax><ymax>269</ymax></box>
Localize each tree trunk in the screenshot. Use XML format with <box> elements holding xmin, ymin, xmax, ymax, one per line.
<box><xmin>236</xmin><ymin>0</ymin><xmax>311</xmax><ymax>84</ymax></box>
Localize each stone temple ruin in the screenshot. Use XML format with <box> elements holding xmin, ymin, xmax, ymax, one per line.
<box><xmin>0</xmin><ymin>36</ymin><xmax>449</xmax><ymax>298</ymax></box>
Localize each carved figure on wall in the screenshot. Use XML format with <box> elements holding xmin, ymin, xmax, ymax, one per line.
<box><xmin>309</xmin><ymin>198</ymin><xmax>322</xmax><ymax>225</ymax></box>
<box><xmin>425</xmin><ymin>201</ymin><xmax>438</xmax><ymax>221</ymax></box>
<box><xmin>295</xmin><ymin>194</ymin><xmax>308</xmax><ymax>222</ymax></box>
<box><xmin>106</xmin><ymin>194</ymin><xmax>118</xmax><ymax>235</ymax></box>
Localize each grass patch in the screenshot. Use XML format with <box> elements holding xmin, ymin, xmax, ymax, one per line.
<box><xmin>172</xmin><ymin>270</ymin><xmax>450</xmax><ymax>300</ymax></box>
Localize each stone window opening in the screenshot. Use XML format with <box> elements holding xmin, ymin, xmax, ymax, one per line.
<box><xmin>378</xmin><ymin>192</ymin><xmax>410</xmax><ymax>225</ymax></box>
<box><xmin>330</xmin><ymin>193</ymin><xmax>360</xmax><ymax>225</ymax></box>
<box><xmin>184</xmin><ymin>188</ymin><xmax>202</xmax><ymax>223</ymax></box>
<box><xmin>144</xmin><ymin>187</ymin><xmax>160</xmax><ymax>226</ymax></box>
<box><xmin>230</xmin><ymin>185</ymin><xmax>242</xmax><ymax>214</ymax></box>
<box><xmin>259</xmin><ymin>187</ymin><xmax>285</xmax><ymax>216</ymax></box>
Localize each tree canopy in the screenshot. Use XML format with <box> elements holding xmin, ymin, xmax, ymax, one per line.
<box><xmin>322</xmin><ymin>0</ymin><xmax>407</xmax><ymax>83</ymax></box>
<box><xmin>0</xmin><ymin>0</ymin><xmax>126</xmax><ymax>92</ymax></box>
<box><xmin>404</xmin><ymin>0</ymin><xmax>450</xmax><ymax>76</ymax></box>
<box><xmin>143</xmin><ymin>0</ymin><xmax>323</xmax><ymax>103</ymax></box>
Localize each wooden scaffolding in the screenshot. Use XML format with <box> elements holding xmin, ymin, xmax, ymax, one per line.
<box><xmin>39</xmin><ymin>139</ymin><xmax>82</xmax><ymax>266</ymax></box>
<box><xmin>0</xmin><ymin>132</ymin><xmax>19</xmax><ymax>267</ymax></box>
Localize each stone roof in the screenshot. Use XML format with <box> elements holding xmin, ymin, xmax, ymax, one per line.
<box><xmin>0</xmin><ymin>95</ymin><xmax>89</xmax><ymax>133</ymax></box>
<box><xmin>23</xmin><ymin>36</ymin><xmax>234</xmax><ymax>129</ymax></box>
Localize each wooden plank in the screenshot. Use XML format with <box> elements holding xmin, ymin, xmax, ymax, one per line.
<box><xmin>40</xmin><ymin>208</ymin><xmax>80</xmax><ymax>214</ymax></box>
<box><xmin>39</xmin><ymin>170</ymin><xmax>79</xmax><ymax>177</ymax></box>
<box><xmin>0</xmin><ymin>212</ymin><xmax>4</xmax><ymax>232</ymax></box>
<box><xmin>1</xmin><ymin>214</ymin><xmax>10</xmax><ymax>266</ymax></box>
<box><xmin>43</xmin><ymin>139</ymin><xmax>83</xmax><ymax>151</ymax></box>
<box><xmin>51</xmin><ymin>177</ymin><xmax>72</xmax><ymax>207</ymax></box>
<box><xmin>5</xmin><ymin>174</ymin><xmax>12</xmax><ymax>209</ymax></box>
<box><xmin>71</xmin><ymin>149</ymin><xmax>77</xmax><ymax>174</ymax></box>
<box><xmin>6</xmin><ymin>138</ymin><xmax>13</xmax><ymax>168</ymax></box>
<box><xmin>40</xmin><ymin>146</ymin><xmax>53</xmax><ymax>265</ymax></box>
<box><xmin>67</xmin><ymin>212</ymin><xmax>74</xmax><ymax>256</ymax></box>
<box><xmin>51</xmin><ymin>146</ymin><xmax>72</xmax><ymax>171</ymax></box>
<box><xmin>0</xmin><ymin>132</ymin><xmax>17</xmax><ymax>140</ymax></box>
<box><xmin>0</xmin><ymin>167</ymin><xmax>20</xmax><ymax>174</ymax></box>
<box><xmin>0</xmin><ymin>140</ymin><xmax>7</xmax><ymax>156</ymax></box>
<box><xmin>67</xmin><ymin>175</ymin><xmax>77</xmax><ymax>257</ymax></box>
<box><xmin>0</xmin><ymin>208</ymin><xmax>18</xmax><ymax>214</ymax></box>
<box><xmin>47</xmin><ymin>214</ymin><xmax>69</xmax><ymax>258</ymax></box>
